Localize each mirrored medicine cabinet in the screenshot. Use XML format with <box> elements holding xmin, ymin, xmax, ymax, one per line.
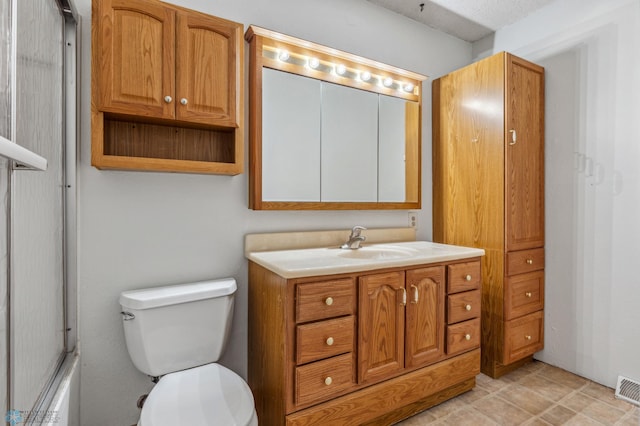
<box><xmin>245</xmin><ymin>26</ymin><xmax>427</xmax><ymax>210</ymax></box>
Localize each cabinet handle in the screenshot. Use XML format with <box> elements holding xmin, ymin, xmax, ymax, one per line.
<box><xmin>465</xmin><ymin>304</ymin><xmax>472</xmax><ymax>311</ymax></box>
<box><xmin>526</xmin><ymin>259</ymin><xmax>533</xmax><ymax>265</ymax></box>
<box><xmin>465</xmin><ymin>334</ymin><xmax>471</xmax><ymax>341</ymax></box>
<box><xmin>525</xmin><ymin>335</ymin><xmax>532</xmax><ymax>340</ymax></box>
<box><xmin>324</xmin><ymin>377</ymin><xmax>333</xmax><ymax>386</ymax></box>
<box><xmin>180</xmin><ymin>98</ymin><xmax>188</xmax><ymax>105</ymax></box>
<box><xmin>509</xmin><ymin>129</ymin><xmax>517</xmax><ymax>145</ymax></box>
<box><xmin>400</xmin><ymin>288</ymin><xmax>407</xmax><ymax>306</ymax></box>
<box><xmin>410</xmin><ymin>285</ymin><xmax>419</xmax><ymax>304</ymax></box>
<box><xmin>164</xmin><ymin>95</ymin><xmax>172</xmax><ymax>103</ymax></box>
<box><xmin>465</xmin><ymin>274</ymin><xmax>472</xmax><ymax>281</ymax></box>
<box><xmin>326</xmin><ymin>337</ymin><xmax>334</xmax><ymax>346</ymax></box>
<box><xmin>325</xmin><ymin>297</ymin><xmax>333</xmax><ymax>306</ymax></box>
<box><xmin>525</xmin><ymin>292</ymin><xmax>532</xmax><ymax>298</ymax></box>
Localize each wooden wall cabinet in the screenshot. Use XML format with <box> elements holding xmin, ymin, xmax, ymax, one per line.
<box><xmin>91</xmin><ymin>0</ymin><xmax>243</xmax><ymax>174</ymax></box>
<box><xmin>432</xmin><ymin>52</ymin><xmax>545</xmax><ymax>378</ymax></box>
<box><xmin>248</xmin><ymin>258</ymin><xmax>481</xmax><ymax>425</ymax></box>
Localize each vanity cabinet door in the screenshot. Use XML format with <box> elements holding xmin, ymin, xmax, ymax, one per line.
<box><xmin>175</xmin><ymin>11</ymin><xmax>240</xmax><ymax>127</ymax></box>
<box><xmin>358</xmin><ymin>271</ymin><xmax>405</xmax><ymax>385</ymax></box>
<box><xmin>98</xmin><ymin>0</ymin><xmax>175</xmax><ymax>119</ymax></box>
<box><xmin>405</xmin><ymin>267</ymin><xmax>445</xmax><ymax>368</ymax></box>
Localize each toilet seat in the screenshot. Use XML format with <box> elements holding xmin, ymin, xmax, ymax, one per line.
<box><xmin>139</xmin><ymin>363</ymin><xmax>257</xmax><ymax>426</ymax></box>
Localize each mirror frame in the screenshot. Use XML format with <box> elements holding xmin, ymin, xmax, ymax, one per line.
<box><xmin>245</xmin><ymin>25</ymin><xmax>427</xmax><ymax>210</ymax></box>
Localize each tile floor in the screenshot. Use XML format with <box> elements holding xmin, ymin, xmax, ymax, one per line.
<box><xmin>396</xmin><ymin>361</ymin><xmax>640</xmax><ymax>425</ymax></box>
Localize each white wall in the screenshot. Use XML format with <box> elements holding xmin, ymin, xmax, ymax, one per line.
<box><xmin>73</xmin><ymin>0</ymin><xmax>471</xmax><ymax>423</ymax></box>
<box><xmin>474</xmin><ymin>0</ymin><xmax>640</xmax><ymax>388</ymax></box>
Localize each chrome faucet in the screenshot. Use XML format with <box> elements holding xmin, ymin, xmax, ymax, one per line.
<box><xmin>341</xmin><ymin>226</ymin><xmax>367</xmax><ymax>249</ymax></box>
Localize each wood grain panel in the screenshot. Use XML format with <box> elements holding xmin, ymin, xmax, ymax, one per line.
<box><xmin>506</xmin><ymin>54</ymin><xmax>545</xmax><ymax>251</ymax></box>
<box><xmin>248</xmin><ymin>262</ymin><xmax>288</xmax><ymax>426</ymax></box>
<box><xmin>98</xmin><ymin>0</ymin><xmax>175</xmax><ymax>118</ymax></box>
<box><xmin>405</xmin><ymin>267</ymin><xmax>445</xmax><ymax>368</ymax></box>
<box><xmin>503</xmin><ymin>310</ymin><xmax>544</xmax><ymax>364</ymax></box>
<box><xmin>295</xmin><ymin>353</ymin><xmax>355</xmax><ymax>407</ymax></box>
<box><xmin>286</xmin><ymin>349</ymin><xmax>480</xmax><ymax>426</ymax></box>
<box><xmin>358</xmin><ymin>272</ymin><xmax>405</xmax><ymax>385</ymax></box>
<box><xmin>447</xmin><ymin>289</ymin><xmax>481</xmax><ymax>324</ymax></box>
<box><xmin>505</xmin><ymin>271</ymin><xmax>544</xmax><ymax>320</ymax></box>
<box><xmin>446</xmin><ymin>318</ymin><xmax>480</xmax><ymax>355</ymax></box>
<box><xmin>296</xmin><ymin>316</ymin><xmax>354</xmax><ymax>365</ymax></box>
<box><xmin>447</xmin><ymin>261</ymin><xmax>481</xmax><ymax>293</ymax></box>
<box><xmin>295</xmin><ymin>278</ymin><xmax>355</xmax><ymax>323</ymax></box>
<box><xmin>506</xmin><ymin>247</ymin><xmax>545</xmax><ymax>276</ymax></box>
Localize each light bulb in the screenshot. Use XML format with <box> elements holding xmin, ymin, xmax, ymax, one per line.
<box><xmin>278</xmin><ymin>50</ymin><xmax>290</xmax><ymax>61</ymax></box>
<box><xmin>403</xmin><ymin>83</ymin><xmax>414</xmax><ymax>93</ymax></box>
<box><xmin>308</xmin><ymin>57</ymin><xmax>320</xmax><ymax>69</ymax></box>
<box><xmin>383</xmin><ymin>77</ymin><xmax>394</xmax><ymax>87</ymax></box>
<box><xmin>335</xmin><ymin>64</ymin><xmax>347</xmax><ymax>75</ymax></box>
<box><xmin>360</xmin><ymin>71</ymin><xmax>371</xmax><ymax>82</ymax></box>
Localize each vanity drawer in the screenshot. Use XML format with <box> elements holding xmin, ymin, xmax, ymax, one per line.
<box><xmin>447</xmin><ymin>261</ymin><xmax>481</xmax><ymax>293</ymax></box>
<box><xmin>295</xmin><ymin>353</ymin><xmax>355</xmax><ymax>407</ymax></box>
<box><xmin>506</xmin><ymin>248</ymin><xmax>545</xmax><ymax>276</ymax></box>
<box><xmin>505</xmin><ymin>271</ymin><xmax>544</xmax><ymax>320</ymax></box>
<box><xmin>446</xmin><ymin>318</ymin><xmax>480</xmax><ymax>355</ymax></box>
<box><xmin>503</xmin><ymin>310</ymin><xmax>544</xmax><ymax>364</ymax></box>
<box><xmin>447</xmin><ymin>290</ymin><xmax>481</xmax><ymax>324</ymax></box>
<box><xmin>296</xmin><ymin>278</ymin><xmax>356</xmax><ymax>323</ymax></box>
<box><xmin>296</xmin><ymin>316</ymin><xmax>355</xmax><ymax>365</ymax></box>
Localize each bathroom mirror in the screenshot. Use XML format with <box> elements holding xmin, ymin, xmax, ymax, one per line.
<box><xmin>246</xmin><ymin>26</ymin><xmax>426</xmax><ymax>210</ymax></box>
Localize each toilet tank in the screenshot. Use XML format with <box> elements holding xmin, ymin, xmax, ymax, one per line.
<box><xmin>119</xmin><ymin>278</ymin><xmax>237</xmax><ymax>377</ymax></box>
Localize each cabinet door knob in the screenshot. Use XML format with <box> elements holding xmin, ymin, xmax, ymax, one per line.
<box><xmin>526</xmin><ymin>259</ymin><xmax>533</xmax><ymax>265</ymax></box>
<box><xmin>525</xmin><ymin>292</ymin><xmax>532</xmax><ymax>298</ymax></box>
<box><xmin>324</xmin><ymin>377</ymin><xmax>333</xmax><ymax>386</ymax></box>
<box><xmin>465</xmin><ymin>274</ymin><xmax>472</xmax><ymax>281</ymax></box>
<box><xmin>400</xmin><ymin>288</ymin><xmax>407</xmax><ymax>306</ymax></box>
<box><xmin>325</xmin><ymin>297</ymin><xmax>333</xmax><ymax>306</ymax></box>
<box><xmin>180</xmin><ymin>98</ymin><xmax>188</xmax><ymax>105</ymax></box>
<box><xmin>326</xmin><ymin>337</ymin><xmax>334</xmax><ymax>346</ymax></box>
<box><xmin>525</xmin><ymin>335</ymin><xmax>532</xmax><ymax>340</ymax></box>
<box><xmin>164</xmin><ymin>95</ymin><xmax>172</xmax><ymax>103</ymax></box>
<box><xmin>465</xmin><ymin>304</ymin><xmax>472</xmax><ymax>311</ymax></box>
<box><xmin>465</xmin><ymin>334</ymin><xmax>471</xmax><ymax>341</ymax></box>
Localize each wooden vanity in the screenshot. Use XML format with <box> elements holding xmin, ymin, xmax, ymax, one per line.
<box><xmin>246</xmin><ymin>230</ymin><xmax>484</xmax><ymax>425</ymax></box>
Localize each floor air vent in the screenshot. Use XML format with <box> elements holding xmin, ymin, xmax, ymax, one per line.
<box><xmin>615</xmin><ymin>375</ymin><xmax>640</xmax><ymax>406</ymax></box>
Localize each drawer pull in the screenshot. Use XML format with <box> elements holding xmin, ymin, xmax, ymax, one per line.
<box><xmin>410</xmin><ymin>285</ymin><xmax>419</xmax><ymax>304</ymax></box>
<box><xmin>465</xmin><ymin>304</ymin><xmax>472</xmax><ymax>311</ymax></box>
<box><xmin>525</xmin><ymin>335</ymin><xmax>532</xmax><ymax>340</ymax></box>
<box><xmin>324</xmin><ymin>377</ymin><xmax>333</xmax><ymax>386</ymax></box>
<box><xmin>325</xmin><ymin>297</ymin><xmax>334</xmax><ymax>306</ymax></box>
<box><xmin>465</xmin><ymin>274</ymin><xmax>472</xmax><ymax>281</ymax></box>
<box><xmin>326</xmin><ymin>337</ymin><xmax>334</xmax><ymax>346</ymax></box>
<box><xmin>465</xmin><ymin>334</ymin><xmax>471</xmax><ymax>341</ymax></box>
<box><xmin>526</xmin><ymin>259</ymin><xmax>533</xmax><ymax>265</ymax></box>
<box><xmin>525</xmin><ymin>292</ymin><xmax>532</xmax><ymax>298</ymax></box>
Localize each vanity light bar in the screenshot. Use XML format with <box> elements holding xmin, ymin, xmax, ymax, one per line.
<box><xmin>265</xmin><ymin>46</ymin><xmax>418</xmax><ymax>95</ymax></box>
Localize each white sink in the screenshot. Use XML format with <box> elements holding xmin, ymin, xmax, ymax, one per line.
<box><xmin>246</xmin><ymin>241</ymin><xmax>485</xmax><ymax>278</ymax></box>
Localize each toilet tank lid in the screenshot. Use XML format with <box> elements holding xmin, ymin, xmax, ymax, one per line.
<box><xmin>119</xmin><ymin>278</ymin><xmax>237</xmax><ymax>310</ymax></box>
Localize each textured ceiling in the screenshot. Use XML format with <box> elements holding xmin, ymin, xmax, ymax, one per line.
<box><xmin>366</xmin><ymin>0</ymin><xmax>557</xmax><ymax>42</ymax></box>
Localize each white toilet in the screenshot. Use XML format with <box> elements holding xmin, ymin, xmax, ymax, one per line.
<box><xmin>119</xmin><ymin>278</ymin><xmax>258</xmax><ymax>426</ymax></box>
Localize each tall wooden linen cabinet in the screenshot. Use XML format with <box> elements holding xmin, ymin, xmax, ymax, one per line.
<box><xmin>432</xmin><ymin>52</ymin><xmax>545</xmax><ymax>378</ymax></box>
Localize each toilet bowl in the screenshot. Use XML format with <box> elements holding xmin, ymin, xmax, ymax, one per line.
<box><xmin>120</xmin><ymin>278</ymin><xmax>258</xmax><ymax>426</ymax></box>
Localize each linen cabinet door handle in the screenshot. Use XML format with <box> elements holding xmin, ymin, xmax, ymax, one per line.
<box><xmin>509</xmin><ymin>129</ymin><xmax>517</xmax><ymax>145</ymax></box>
<box><xmin>410</xmin><ymin>285</ymin><xmax>419</xmax><ymax>304</ymax></box>
<box><xmin>400</xmin><ymin>288</ymin><xmax>407</xmax><ymax>306</ymax></box>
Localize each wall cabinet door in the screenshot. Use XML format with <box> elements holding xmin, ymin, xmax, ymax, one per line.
<box><xmin>358</xmin><ymin>271</ymin><xmax>405</xmax><ymax>385</ymax></box>
<box><xmin>175</xmin><ymin>12</ymin><xmax>239</xmax><ymax>126</ymax></box>
<box><xmin>505</xmin><ymin>56</ymin><xmax>545</xmax><ymax>251</ymax></box>
<box><xmin>405</xmin><ymin>267</ymin><xmax>445</xmax><ymax>368</ymax></box>
<box><xmin>98</xmin><ymin>0</ymin><xmax>175</xmax><ymax>119</ymax></box>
